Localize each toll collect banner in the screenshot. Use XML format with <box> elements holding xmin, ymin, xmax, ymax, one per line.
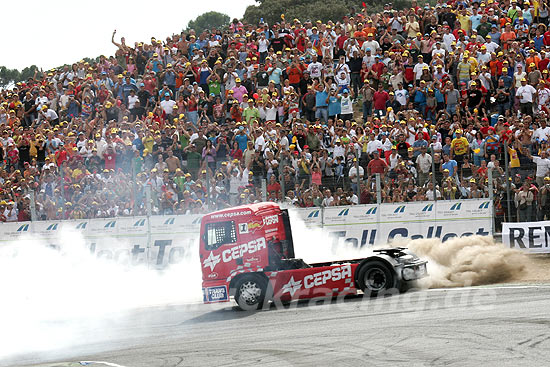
<box><xmin>295</xmin><ymin>199</ymin><xmax>493</xmax><ymax>247</ymax></box>
<box><xmin>502</xmin><ymin>221</ymin><xmax>550</xmax><ymax>253</ymax></box>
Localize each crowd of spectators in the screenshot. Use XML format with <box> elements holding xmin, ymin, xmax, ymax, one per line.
<box><xmin>2</xmin><ymin>0</ymin><xmax>550</xmax><ymax>227</ymax></box>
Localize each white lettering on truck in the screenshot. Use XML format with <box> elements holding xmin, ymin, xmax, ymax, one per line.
<box><xmin>222</xmin><ymin>237</ymin><xmax>266</xmax><ymax>263</ymax></box>
<box><xmin>303</xmin><ymin>265</ymin><xmax>352</xmax><ymax>289</ymax></box>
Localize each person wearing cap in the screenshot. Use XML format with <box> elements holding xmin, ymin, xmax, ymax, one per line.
<box><xmin>242</xmin><ymin>98</ymin><xmax>260</xmax><ymax>124</ymax></box>
<box><xmin>516</xmin><ymin>77</ymin><xmax>537</xmax><ymax>117</ymax></box>
<box><xmin>466</xmin><ymin>81</ymin><xmax>483</xmax><ymax>114</ymax></box>
<box><xmin>451</xmin><ymin>129</ymin><xmax>469</xmax><ymax>167</ymax></box>
<box><xmin>159</xmin><ymin>91</ymin><xmax>176</xmax><ymax>121</ymax></box>
<box><xmin>413</xmin><ymin>55</ymin><xmax>429</xmax><ymax>84</ymax></box>
<box><xmin>361</xmin><ymin>32</ymin><xmax>380</xmax><ymax>54</ymax></box>
<box><xmin>527</xmin><ymin>62</ymin><xmax>542</xmax><ymax>86</ymax></box>
<box><xmin>37</xmin><ymin>104</ymin><xmax>59</xmax><ymax>125</ymax></box>
<box><xmin>456</xmin><ymin>54</ymin><xmax>472</xmax><ymax>85</ymax></box>
<box><xmin>231</xmin><ymin>77</ymin><xmax>248</xmax><ymax>103</ymax></box>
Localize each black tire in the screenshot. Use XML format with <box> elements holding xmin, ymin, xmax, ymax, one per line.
<box><xmin>357</xmin><ymin>261</ymin><xmax>396</xmax><ymax>297</ymax></box>
<box><xmin>233</xmin><ymin>274</ymin><xmax>268</xmax><ymax>311</ymax></box>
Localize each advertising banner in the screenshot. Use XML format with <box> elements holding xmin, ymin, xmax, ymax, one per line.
<box><xmin>320</xmin><ymin>199</ymin><xmax>492</xmax><ymax>247</ymax></box>
<box><xmin>502</xmin><ymin>221</ymin><xmax>550</xmax><ymax>253</ymax></box>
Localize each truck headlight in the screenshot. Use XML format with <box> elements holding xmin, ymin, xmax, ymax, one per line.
<box><xmin>402</xmin><ymin>267</ymin><xmax>415</xmax><ymax>280</ymax></box>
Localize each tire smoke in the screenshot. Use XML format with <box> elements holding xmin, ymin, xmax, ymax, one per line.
<box><xmin>0</xmin><ymin>230</ymin><xmax>202</xmax><ymax>362</ymax></box>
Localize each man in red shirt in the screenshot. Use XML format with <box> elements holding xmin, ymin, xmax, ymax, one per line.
<box><xmin>367</xmin><ymin>151</ymin><xmax>388</xmax><ymax>179</ymax></box>
<box><xmin>266</xmin><ymin>175</ymin><xmax>281</xmax><ymax>198</ymax></box>
<box><xmin>373</xmin><ymin>84</ymin><xmax>389</xmax><ymax>117</ymax></box>
<box><xmin>103</xmin><ymin>145</ymin><xmax>117</xmax><ymax>170</ymax></box>
<box><xmin>371</xmin><ymin>55</ymin><xmax>385</xmax><ymax>79</ymax></box>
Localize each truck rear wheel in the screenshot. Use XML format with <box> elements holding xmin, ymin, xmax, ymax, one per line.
<box><xmin>234</xmin><ymin>274</ymin><xmax>267</xmax><ymax>311</ymax></box>
<box><xmin>357</xmin><ymin>261</ymin><xmax>396</xmax><ymax>296</ymax></box>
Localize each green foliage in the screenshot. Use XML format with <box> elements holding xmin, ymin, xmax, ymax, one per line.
<box><xmin>187</xmin><ymin>11</ymin><xmax>231</xmax><ymax>32</ymax></box>
<box><xmin>243</xmin><ymin>0</ymin><xmax>411</xmax><ymax>25</ymax></box>
<box><xmin>0</xmin><ymin>65</ymin><xmax>39</xmax><ymax>88</ymax></box>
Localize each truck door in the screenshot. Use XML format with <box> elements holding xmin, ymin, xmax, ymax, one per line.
<box><xmin>202</xmin><ymin>220</ymin><xmax>237</xmax><ymax>279</ymax></box>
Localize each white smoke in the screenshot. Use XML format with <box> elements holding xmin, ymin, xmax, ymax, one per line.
<box><xmin>0</xmin><ymin>229</ymin><xmax>202</xmax><ymax>362</ymax></box>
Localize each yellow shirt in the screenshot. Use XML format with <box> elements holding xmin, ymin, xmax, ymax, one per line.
<box><xmin>451</xmin><ymin>137</ymin><xmax>469</xmax><ymax>155</ymax></box>
<box><xmin>466</xmin><ymin>57</ymin><xmax>478</xmax><ymax>72</ymax></box>
<box><xmin>458</xmin><ymin>14</ymin><xmax>471</xmax><ymax>32</ymax></box>
<box><xmin>143</xmin><ymin>136</ymin><xmax>155</xmax><ymax>153</ymax></box>
<box><xmin>509</xmin><ymin>147</ymin><xmax>520</xmax><ymax>168</ymax></box>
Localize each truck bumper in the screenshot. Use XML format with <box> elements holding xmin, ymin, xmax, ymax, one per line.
<box><xmin>401</xmin><ymin>261</ymin><xmax>428</xmax><ymax>281</ymax></box>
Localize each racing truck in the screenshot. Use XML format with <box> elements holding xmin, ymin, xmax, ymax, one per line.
<box><xmin>200</xmin><ymin>203</ymin><xmax>427</xmax><ymax>310</ymax></box>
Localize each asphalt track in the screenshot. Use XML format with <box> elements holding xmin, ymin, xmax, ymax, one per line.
<box><xmin>8</xmin><ymin>284</ymin><xmax>550</xmax><ymax>367</ymax></box>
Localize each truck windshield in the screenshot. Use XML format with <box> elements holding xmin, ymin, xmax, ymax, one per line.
<box><xmin>205</xmin><ymin>221</ymin><xmax>237</xmax><ymax>251</ymax></box>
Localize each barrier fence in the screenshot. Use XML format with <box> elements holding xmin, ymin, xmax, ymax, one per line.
<box><xmin>0</xmin><ymin>198</ymin><xmax>495</xmax><ymax>267</ymax></box>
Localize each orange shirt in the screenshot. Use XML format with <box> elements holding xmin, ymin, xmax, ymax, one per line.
<box><xmin>354</xmin><ymin>30</ymin><xmax>367</xmax><ymax>47</ymax></box>
<box><xmin>526</xmin><ymin>56</ymin><xmax>541</xmax><ymax>69</ymax></box>
<box><xmin>364</xmin><ymin>26</ymin><xmax>377</xmax><ymax>36</ymax></box>
<box><xmin>500</xmin><ymin>31</ymin><xmax>516</xmax><ymax>49</ymax></box>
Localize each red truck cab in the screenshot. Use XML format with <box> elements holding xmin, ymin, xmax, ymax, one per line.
<box><xmin>200</xmin><ymin>203</ymin><xmax>427</xmax><ymax>310</ymax></box>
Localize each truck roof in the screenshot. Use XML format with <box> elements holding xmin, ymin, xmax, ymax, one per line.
<box><xmin>202</xmin><ymin>202</ymin><xmax>280</xmax><ymax>221</ymax></box>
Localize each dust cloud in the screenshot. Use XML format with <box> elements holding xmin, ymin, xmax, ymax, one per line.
<box><xmin>406</xmin><ymin>235</ymin><xmax>529</xmax><ymax>288</ymax></box>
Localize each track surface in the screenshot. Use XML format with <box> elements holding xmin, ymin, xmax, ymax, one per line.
<box><xmin>6</xmin><ymin>285</ymin><xmax>550</xmax><ymax>367</ymax></box>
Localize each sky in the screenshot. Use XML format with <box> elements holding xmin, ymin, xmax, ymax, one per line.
<box><xmin>1</xmin><ymin>0</ymin><xmax>256</xmax><ymax>71</ymax></box>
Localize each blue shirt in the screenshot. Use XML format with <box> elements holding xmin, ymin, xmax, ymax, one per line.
<box><xmin>414</xmin><ymin>90</ymin><xmax>426</xmax><ymax>104</ymax></box>
<box><xmin>269</xmin><ymin>68</ymin><xmax>282</xmax><ymax>85</ymax></box>
<box><xmin>328</xmin><ymin>96</ymin><xmax>341</xmax><ymax>116</ymax></box>
<box><xmin>488</xmin><ymin>31</ymin><xmax>501</xmax><ymax>45</ymax></box>
<box><xmin>500</xmin><ymin>75</ymin><xmax>513</xmax><ymax>89</ymax></box>
<box><xmin>164</xmin><ymin>71</ymin><xmax>176</xmax><ymax>86</ymax></box>
<box><xmin>434</xmin><ymin>88</ymin><xmax>445</xmax><ymax>103</ymax></box>
<box><xmin>470</xmin><ymin>15</ymin><xmax>482</xmax><ymax>31</ymax></box>
<box><xmin>442</xmin><ymin>159</ymin><xmax>458</xmax><ymax>175</ymax></box>
<box><xmin>412</xmin><ymin>139</ymin><xmax>428</xmax><ymax>158</ymax></box>
<box><xmin>315</xmin><ymin>90</ymin><xmax>329</xmax><ymax>107</ymax></box>
<box><xmin>235</xmin><ymin>133</ymin><xmax>248</xmax><ymax>152</ymax></box>
<box><xmin>534</xmin><ymin>35</ymin><xmax>544</xmax><ymax>52</ymax></box>
<box><xmin>188</xmin><ymin>42</ymin><xmax>201</xmax><ymax>57</ymax></box>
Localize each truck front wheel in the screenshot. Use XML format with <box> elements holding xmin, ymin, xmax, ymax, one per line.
<box><xmin>233</xmin><ymin>274</ymin><xmax>268</xmax><ymax>311</ymax></box>
<box><xmin>357</xmin><ymin>261</ymin><xmax>396</xmax><ymax>296</ymax></box>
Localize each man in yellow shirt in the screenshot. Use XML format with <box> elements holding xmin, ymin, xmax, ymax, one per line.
<box><xmin>457</xmin><ymin>9</ymin><xmax>471</xmax><ymax>34</ymax></box>
<box><xmin>451</xmin><ymin>129</ymin><xmax>470</xmax><ymax>166</ymax></box>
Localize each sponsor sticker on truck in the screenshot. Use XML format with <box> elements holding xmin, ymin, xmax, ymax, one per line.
<box><xmin>204</xmin><ymin>285</ymin><xmax>229</xmax><ymax>302</ymax></box>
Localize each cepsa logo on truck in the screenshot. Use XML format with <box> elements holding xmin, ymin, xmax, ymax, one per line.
<box><xmin>304</xmin><ymin>265</ymin><xmax>351</xmax><ymax>289</ymax></box>
<box><xmin>199</xmin><ymin>203</ymin><xmax>428</xmax><ymax>310</ymax></box>
<box><xmin>203</xmin><ymin>238</ymin><xmax>266</xmax><ymax>271</ymax></box>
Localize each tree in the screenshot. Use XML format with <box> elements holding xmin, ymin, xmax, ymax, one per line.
<box><xmin>243</xmin><ymin>0</ymin><xmax>410</xmax><ymax>26</ymax></box>
<box><xmin>0</xmin><ymin>65</ymin><xmax>39</xmax><ymax>89</ymax></box>
<box><xmin>187</xmin><ymin>11</ymin><xmax>230</xmax><ymax>32</ymax></box>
